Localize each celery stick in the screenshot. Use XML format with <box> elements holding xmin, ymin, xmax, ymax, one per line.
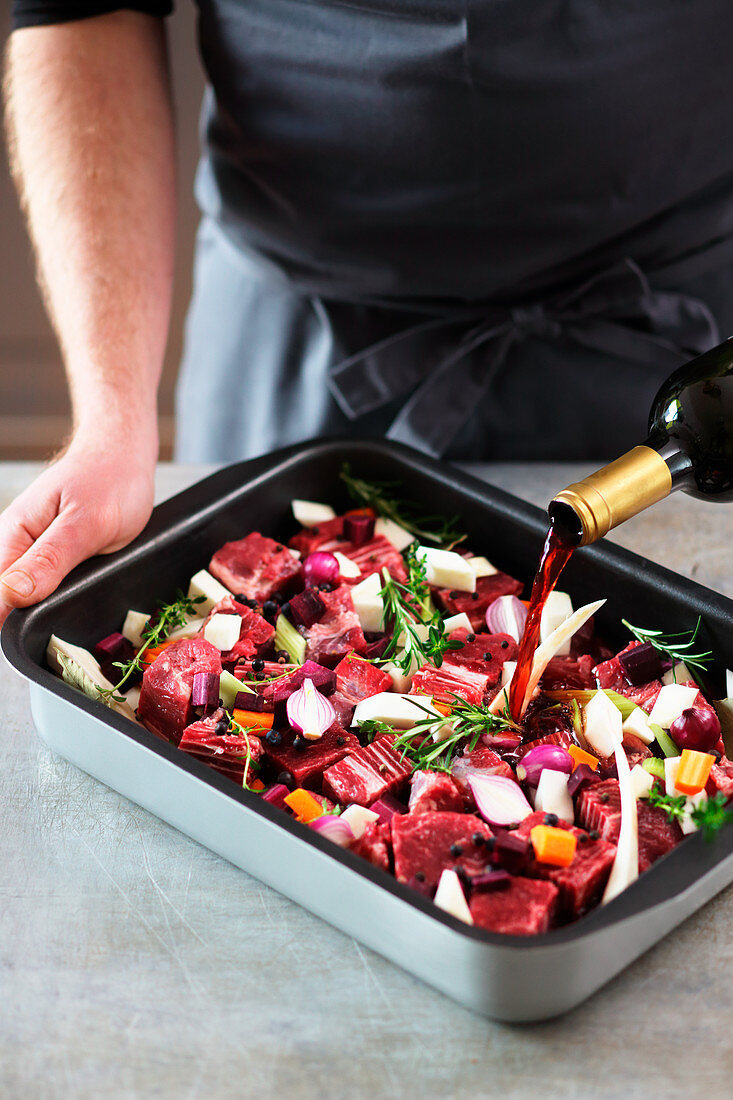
<box><xmin>642</xmin><ymin>757</ymin><xmax>666</xmax><ymax>780</ymax></box>
<box><xmin>220</xmin><ymin>669</ymin><xmax>254</xmax><ymax>711</ymax></box>
<box><xmin>274</xmin><ymin>614</ymin><xmax>306</xmax><ymax>665</ymax></box>
<box><xmin>651</xmin><ymin>723</ymin><xmax>679</xmax><ymax>758</ymax></box>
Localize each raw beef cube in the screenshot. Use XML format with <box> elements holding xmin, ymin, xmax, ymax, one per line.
<box><xmin>322</xmin><ymin>735</ymin><xmax>412</xmax><ymax>806</ymax></box>
<box><xmin>334</xmin><ymin>652</ymin><xmax>393</xmax><ymax>704</ymax></box>
<box><xmin>578</xmin><ymin>779</ymin><xmax>682</xmax><ymax>871</ymax></box>
<box><xmin>203</xmin><ymin>596</ymin><xmax>275</xmax><ymax>662</ymax></box>
<box><xmin>264</xmin><ymin>723</ymin><xmax>359</xmax><ymax>789</ymax></box>
<box><xmin>259</xmin><ymin>661</ymin><xmax>336</xmax><ymax>706</ymax></box>
<box><xmin>451</xmin><ymin>748</ymin><xmax>514</xmax><ymax>795</ymax></box>
<box><xmin>179</xmin><ymin>709</ymin><xmax>263</xmax><ymax>785</ymax></box>
<box><xmin>304</xmin><ymin>586</ymin><xmax>368</xmax><ymax>666</ymax></box>
<box><xmin>469</xmin><ymin>877</ymin><xmax>559</xmax><ymax>935</ymax></box>
<box><xmin>351</xmin><ymin>821</ymin><xmax>392</xmax><ymax>873</ymax></box>
<box><xmin>289</xmin><ymin>516</ymin><xmax>345</xmax><ymax>556</ymax></box>
<box><xmin>516</xmin><ymin>811</ymin><xmax>616</xmax><ymax>919</ymax></box>
<box><xmin>444</xmin><ymin>630</ymin><xmax>517</xmax><ymax>689</ymax></box>
<box><xmin>408</xmin><ymin>770</ymin><xmax>464</xmax><ymax>814</ymax></box>
<box><xmin>434</xmin><ymin>573</ymin><xmax>524</xmax><ymax>632</ymax></box>
<box><xmin>210</xmin><ymin>532</ymin><xmax>302</xmax><ymax>601</ymax></box>
<box><xmin>138</xmin><ymin>636</ymin><xmax>222</xmax><ymax>744</ymax></box>
<box><xmin>706</xmin><ymin>755</ymin><xmax>733</xmax><ymax>799</ymax></box>
<box><xmin>392</xmin><ymin>811</ymin><xmax>492</xmax><ymax>889</ymax></box>
<box><xmin>540</xmin><ymin>654</ymin><xmax>595</xmax><ymax>690</ymax></box>
<box><xmin>328</xmin><ymin>690</ymin><xmax>359</xmax><ymax>729</ymax></box>
<box><xmin>343</xmin><ymin>535</ymin><xmax>408</xmax><ymax>584</ymax></box>
<box><xmin>409</xmin><ymin>662</ymin><xmax>489</xmax><ymax>706</ymax></box>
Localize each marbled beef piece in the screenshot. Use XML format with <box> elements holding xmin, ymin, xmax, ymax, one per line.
<box><xmin>342</xmin><ymin>535</ymin><xmax>407</xmax><ymax>584</ymax></box>
<box><xmin>264</xmin><ymin>723</ymin><xmax>359</xmax><ymax>789</ymax></box>
<box><xmin>322</xmin><ymin>735</ymin><xmax>412</xmax><ymax>806</ymax></box>
<box><xmin>706</xmin><ymin>755</ymin><xmax>733</xmax><ymax>799</ymax></box>
<box><xmin>469</xmin><ymin>876</ymin><xmax>559</xmax><ymax>935</ymax></box>
<box><xmin>578</xmin><ymin>779</ymin><xmax>682</xmax><ymax>872</ymax></box>
<box><xmin>179</xmin><ymin>708</ymin><xmax>263</xmax><ymax>785</ymax></box>
<box><xmin>451</xmin><ymin>748</ymin><xmax>514</xmax><ymax>797</ymax></box>
<box><xmin>304</xmin><ymin>586</ymin><xmax>368</xmax><ymax>666</ymax></box>
<box><xmin>351</xmin><ymin>821</ymin><xmax>392</xmax><ymax>873</ymax></box>
<box><xmin>444</xmin><ymin>630</ymin><xmax>517</xmax><ymax>685</ymax></box>
<box><xmin>392</xmin><ymin>811</ymin><xmax>493</xmax><ymax>889</ymax></box>
<box><xmin>515</xmin><ymin>811</ymin><xmax>616</xmax><ymax>919</ymax></box>
<box><xmin>409</xmin><ymin>662</ymin><xmax>489</xmax><ymax>706</ymax></box>
<box><xmin>210</xmin><ymin>532</ymin><xmax>302</xmax><ymax>601</ymax></box>
<box><xmin>434</xmin><ymin>573</ymin><xmax>524</xmax><ymax>632</ymax></box>
<box><xmin>334</xmin><ymin>652</ymin><xmax>393</xmax><ymax>704</ymax></box>
<box><xmin>408</xmin><ymin>770</ymin><xmax>464</xmax><ymax>814</ymax></box>
<box><xmin>516</xmin><ymin>729</ymin><xmax>575</xmax><ymax>758</ymax></box>
<box><xmin>540</xmin><ymin>654</ymin><xmax>595</xmax><ymax>690</ymax></box>
<box><xmin>138</xmin><ymin>636</ymin><xmax>222</xmax><ymax>744</ymax></box>
<box><xmin>202</xmin><ymin>596</ymin><xmax>275</xmax><ymax>663</ymax></box>
<box><xmin>288</xmin><ymin>516</ymin><xmax>345</xmax><ymax>556</ymax></box>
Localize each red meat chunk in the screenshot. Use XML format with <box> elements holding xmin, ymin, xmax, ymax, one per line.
<box><xmin>138</xmin><ymin>636</ymin><xmax>222</xmax><ymax>744</ymax></box>
<box><xmin>470</xmin><ymin>876</ymin><xmax>559</xmax><ymax>935</ymax></box>
<box><xmin>264</xmin><ymin>722</ymin><xmax>359</xmax><ymax>789</ymax></box>
<box><xmin>342</xmin><ymin>535</ymin><xmax>407</xmax><ymax>584</ymax></box>
<box><xmin>179</xmin><ymin>709</ymin><xmax>263</xmax><ymax>785</ymax></box>
<box><xmin>210</xmin><ymin>532</ymin><xmax>302</xmax><ymax>601</ymax></box>
<box><xmin>409</xmin><ymin>662</ymin><xmax>489</xmax><ymax>705</ymax></box>
<box><xmin>289</xmin><ymin>516</ymin><xmax>345</xmax><ymax>556</ymax></box>
<box><xmin>517</xmin><ymin>729</ymin><xmax>575</xmax><ymax>758</ymax></box>
<box><xmin>392</xmin><ymin>811</ymin><xmax>492</xmax><ymax>889</ymax></box>
<box><xmin>515</xmin><ymin>812</ymin><xmax>616</xmax><ymax>919</ymax></box>
<box><xmin>255</xmin><ymin>660</ymin><xmax>335</xmax><ymax>706</ymax></box>
<box><xmin>304</xmin><ymin>586</ymin><xmax>368</xmax><ymax>666</ymax></box>
<box><xmin>434</xmin><ymin>573</ymin><xmax>524</xmax><ymax>632</ymax></box>
<box><xmin>351</xmin><ymin>821</ymin><xmax>392</xmax><ymax>873</ymax></box>
<box><xmin>408</xmin><ymin>770</ymin><xmax>464</xmax><ymax>814</ymax></box>
<box><xmin>540</xmin><ymin>654</ymin><xmax>595</xmax><ymax>690</ymax></box>
<box><xmin>203</xmin><ymin>596</ymin><xmax>275</xmax><ymax>662</ymax></box>
<box><xmin>443</xmin><ymin>630</ymin><xmax>517</xmax><ymax>688</ymax></box>
<box><xmin>578</xmin><ymin>779</ymin><xmax>682</xmax><ymax>872</ymax></box>
<box><xmin>322</xmin><ymin>735</ymin><xmax>412</xmax><ymax>806</ymax></box>
<box><xmin>334</xmin><ymin>651</ymin><xmax>393</xmax><ymax>705</ymax></box>
<box><xmin>706</xmin><ymin>755</ymin><xmax>733</xmax><ymax>799</ymax></box>
<box><xmin>451</xmin><ymin>747</ymin><xmax>514</xmax><ymax>795</ymax></box>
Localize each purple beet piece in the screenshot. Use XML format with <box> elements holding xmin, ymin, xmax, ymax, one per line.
<box><xmin>288</xmin><ymin>588</ymin><xmax>326</xmax><ymax>629</ymax></box>
<box><xmin>365</xmin><ymin>636</ymin><xmax>390</xmax><ymax>660</ymax></box>
<box><xmin>94</xmin><ymin>632</ymin><xmax>135</xmax><ymax>663</ymax></box>
<box><xmin>192</xmin><ymin>671</ymin><xmax>221</xmax><ymax>708</ymax></box>
<box><xmin>344</xmin><ymin>514</ymin><xmax>375</xmax><ymax>546</ymax></box>
<box><xmin>490</xmin><ymin>831</ymin><xmax>529</xmax><ymax>872</ymax></box>
<box><xmin>618</xmin><ymin>641</ymin><xmax>669</xmax><ymax>686</ymax></box>
<box><xmin>567</xmin><ymin>763</ymin><xmax>603</xmax><ymax>798</ymax></box>
<box><xmin>469</xmin><ymin>869</ymin><xmax>511</xmax><ymax>892</ymax></box>
<box><xmin>261</xmin><ymin>783</ymin><xmax>290</xmax><ymax>810</ymax></box>
<box><xmin>234</xmin><ymin>690</ymin><xmax>265</xmax><ymax>712</ymax></box>
<box><xmin>371</xmin><ymin>792</ymin><xmax>409</xmax><ymax>824</ymax></box>
<box><xmin>270</xmin><ymin>661</ymin><xmax>337</xmax><ymax>703</ymax></box>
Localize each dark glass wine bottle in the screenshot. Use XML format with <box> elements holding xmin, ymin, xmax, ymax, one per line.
<box><xmin>549</xmin><ymin>335</ymin><xmax>733</xmax><ymax>545</ymax></box>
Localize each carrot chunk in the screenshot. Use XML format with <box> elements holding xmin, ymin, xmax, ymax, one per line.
<box><xmin>530</xmin><ymin>824</ymin><xmax>578</xmax><ymax>867</ymax></box>
<box><xmin>284</xmin><ymin>788</ymin><xmax>325</xmax><ymax>823</ymax></box>
<box><xmin>674</xmin><ymin>749</ymin><xmax>715</xmax><ymax>795</ymax></box>
<box><xmin>232</xmin><ymin>708</ymin><xmax>274</xmax><ymax>731</ymax></box>
<box><xmin>568</xmin><ymin>744</ymin><xmax>599</xmax><ymax>772</ymax></box>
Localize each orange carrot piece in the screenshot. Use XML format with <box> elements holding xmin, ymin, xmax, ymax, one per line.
<box><xmin>432</xmin><ymin>700</ymin><xmax>453</xmax><ymax>717</ymax></box>
<box><xmin>345</xmin><ymin>506</ymin><xmax>376</xmax><ymax>518</ymax></box>
<box><xmin>249</xmin><ymin>779</ymin><xmax>265</xmax><ymax>792</ymax></box>
<box><xmin>139</xmin><ymin>639</ymin><xmax>179</xmax><ymax>667</ymax></box>
<box><xmin>232</xmin><ymin>708</ymin><xmax>274</xmax><ymax>732</ymax></box>
<box><xmin>530</xmin><ymin>825</ymin><xmax>578</xmax><ymax>867</ymax></box>
<box><xmin>568</xmin><ymin>744</ymin><xmax>599</xmax><ymax>772</ymax></box>
<box><xmin>284</xmin><ymin>788</ymin><xmax>325</xmax><ymax>823</ymax></box>
<box><xmin>674</xmin><ymin>749</ymin><xmax>715</xmax><ymax>795</ymax></box>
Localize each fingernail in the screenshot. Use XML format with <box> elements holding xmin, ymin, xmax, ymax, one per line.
<box><xmin>0</xmin><ymin>570</ymin><xmax>35</xmax><ymax>597</ymax></box>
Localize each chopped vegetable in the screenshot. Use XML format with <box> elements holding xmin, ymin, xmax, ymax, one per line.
<box><xmin>568</xmin><ymin>744</ymin><xmax>599</xmax><ymax>772</ymax></box>
<box><xmin>286</xmin><ymin>678</ymin><xmax>336</xmax><ymax>741</ymax></box>
<box><xmin>673</xmin><ymin>749</ymin><xmax>715</xmax><ymax>795</ymax></box>
<box><xmin>274</xmin><ymin>613</ymin><xmax>306</xmax><ymax>665</ymax></box>
<box><xmin>231</xmin><ymin>708</ymin><xmax>274</xmax><ymax>731</ymax></box>
<box><xmin>530</xmin><ymin>825</ymin><xmax>577</xmax><ymax>867</ymax></box>
<box><xmin>284</xmin><ymin>788</ymin><xmax>326</xmax><ymax>823</ymax></box>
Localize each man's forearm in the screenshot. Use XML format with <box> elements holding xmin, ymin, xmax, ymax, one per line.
<box><xmin>4</xmin><ymin>11</ymin><xmax>176</xmax><ymax>454</ymax></box>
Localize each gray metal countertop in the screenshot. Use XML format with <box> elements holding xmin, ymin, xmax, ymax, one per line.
<box><xmin>1</xmin><ymin>461</ymin><xmax>732</xmax><ymax>1099</ymax></box>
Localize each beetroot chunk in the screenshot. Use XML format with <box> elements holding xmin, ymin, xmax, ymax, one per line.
<box><xmin>392</xmin><ymin>811</ymin><xmax>492</xmax><ymax>889</ymax></box>
<box><xmin>264</xmin><ymin>722</ymin><xmax>359</xmax><ymax>789</ymax></box>
<box><xmin>322</xmin><ymin>735</ymin><xmax>412</xmax><ymax>806</ymax></box>
<box><xmin>577</xmin><ymin>779</ymin><xmax>682</xmax><ymax>872</ymax></box>
<box><xmin>470</xmin><ymin>877</ymin><xmax>559</xmax><ymax>935</ymax></box>
<box><xmin>434</xmin><ymin>573</ymin><xmax>524</xmax><ymax>632</ymax></box>
<box><xmin>138</xmin><ymin>636</ymin><xmax>222</xmax><ymax>744</ymax></box>
<box><xmin>210</xmin><ymin>532</ymin><xmax>302</xmax><ymax>601</ymax></box>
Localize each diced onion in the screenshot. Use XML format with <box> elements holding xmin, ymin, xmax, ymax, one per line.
<box><xmin>286</xmin><ymin>678</ymin><xmax>336</xmax><ymax>741</ymax></box>
<box><xmin>468</xmin><ymin>774</ymin><xmax>533</xmax><ymax>827</ymax></box>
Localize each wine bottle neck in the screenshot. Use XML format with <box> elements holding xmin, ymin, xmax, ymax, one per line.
<box><xmin>652</xmin><ymin>438</ymin><xmax>695</xmax><ymax>489</ymax></box>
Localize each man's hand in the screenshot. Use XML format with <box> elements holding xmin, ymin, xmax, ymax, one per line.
<box><xmin>0</xmin><ymin>420</ymin><xmax>157</xmax><ymax>627</ymax></box>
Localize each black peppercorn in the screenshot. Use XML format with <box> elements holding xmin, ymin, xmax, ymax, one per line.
<box><xmin>414</xmin><ymin>871</ymin><xmax>425</xmax><ymax>882</ymax></box>
<box><xmin>483</xmin><ymin>652</ymin><xmax>493</xmax><ymax>662</ymax></box>
<box><xmin>293</xmin><ymin>735</ymin><xmax>307</xmax><ymax>751</ymax></box>
<box><xmin>449</xmin><ymin>842</ymin><xmax>463</xmax><ymax>858</ymax></box>
<box><xmin>472</xmin><ymin>832</ymin><xmax>485</xmax><ymax>846</ymax></box>
<box><xmin>466</xmin><ymin>633</ymin><xmax>476</xmax><ymax>643</ymax></box>
<box><xmin>471</xmin><ymin>591</ymin><xmax>479</xmax><ymax>600</ymax></box>
<box><xmin>500</xmin><ymin>639</ymin><xmax>509</xmax><ymax>649</ymax></box>
<box><xmin>589</xmin><ymin>829</ymin><xmax>600</xmax><ymax>841</ymax></box>
<box><xmin>336</xmin><ymin>736</ymin><xmax>345</xmax><ymax>746</ymax></box>
<box><xmin>252</xmin><ymin>657</ymin><xmax>265</xmax><ymax>672</ymax></box>
<box><xmin>543</xmin><ymin>813</ymin><xmax>559</xmax><ymax>827</ymax></box>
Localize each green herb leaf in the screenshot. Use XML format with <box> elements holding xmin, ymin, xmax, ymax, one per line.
<box><xmin>340</xmin><ymin>463</ymin><xmax>466</xmax><ymax>548</ymax></box>
<box><xmin>621</xmin><ymin>617</ymin><xmax>712</xmax><ymax>685</ymax></box>
<box><xmin>690</xmin><ymin>792</ymin><xmax>733</xmax><ymax>842</ymax></box>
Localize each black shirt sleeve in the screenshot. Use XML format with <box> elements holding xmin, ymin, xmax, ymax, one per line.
<box><xmin>12</xmin><ymin>1</ymin><xmax>174</xmax><ymax>31</ymax></box>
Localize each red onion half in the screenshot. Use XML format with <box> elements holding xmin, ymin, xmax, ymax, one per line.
<box><xmin>309</xmin><ymin>815</ymin><xmax>355</xmax><ymax>847</ymax></box>
<box><xmin>286</xmin><ymin>677</ymin><xmax>336</xmax><ymax>740</ymax></box>
<box><xmin>485</xmin><ymin>595</ymin><xmax>528</xmax><ymax>643</ymax></box>
<box><xmin>516</xmin><ymin>744</ymin><xmax>573</xmax><ymax>787</ymax></box>
<box><xmin>468</xmin><ymin>774</ymin><xmax>533</xmax><ymax>827</ymax></box>
<box><xmin>303</xmin><ymin>551</ymin><xmax>340</xmax><ymax>588</ymax></box>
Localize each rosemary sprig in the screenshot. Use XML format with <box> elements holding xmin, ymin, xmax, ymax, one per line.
<box><xmin>340</xmin><ymin>463</ymin><xmax>466</xmax><ymax>548</ymax></box>
<box><xmin>361</xmin><ymin>695</ymin><xmax>520</xmax><ymax>775</ymax></box>
<box><xmin>622</xmin><ymin>617</ymin><xmax>713</xmax><ymax>684</ymax></box>
<box><xmin>646</xmin><ymin>784</ymin><xmax>733</xmax><ymax>842</ymax></box>
<box><xmin>98</xmin><ymin>590</ymin><xmax>205</xmax><ymax>702</ymax></box>
<box><xmin>379</xmin><ymin>558</ymin><xmax>463</xmax><ymax>675</ymax></box>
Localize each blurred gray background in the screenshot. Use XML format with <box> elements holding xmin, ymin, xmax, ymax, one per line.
<box><xmin>0</xmin><ymin>1</ymin><xmax>205</xmax><ymax>459</ymax></box>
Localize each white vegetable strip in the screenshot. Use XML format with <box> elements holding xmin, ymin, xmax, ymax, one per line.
<box><xmin>602</xmin><ymin>740</ymin><xmax>639</xmax><ymax>904</ymax></box>
<box><xmin>433</xmin><ymin>869</ymin><xmax>474</xmax><ymax>925</ymax></box>
<box><xmin>518</xmin><ymin>599</ymin><xmax>606</xmax><ymax>718</ymax></box>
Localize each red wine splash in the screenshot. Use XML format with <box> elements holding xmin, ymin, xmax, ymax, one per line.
<box><xmin>509</xmin><ymin>520</ymin><xmax>576</xmax><ymax>720</ymax></box>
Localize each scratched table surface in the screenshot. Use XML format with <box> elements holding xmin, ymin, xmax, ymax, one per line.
<box><xmin>2</xmin><ymin>461</ymin><xmax>732</xmax><ymax>1099</ymax></box>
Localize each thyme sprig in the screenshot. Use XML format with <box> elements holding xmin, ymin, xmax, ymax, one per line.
<box><xmin>227</xmin><ymin>712</ymin><xmax>260</xmax><ymax>792</ymax></box>
<box><xmin>646</xmin><ymin>784</ymin><xmax>733</xmax><ymax>842</ymax></box>
<box><xmin>380</xmin><ymin>554</ymin><xmax>463</xmax><ymax>675</ymax></box>
<box><xmin>340</xmin><ymin>463</ymin><xmax>466</xmax><ymax>549</ymax></box>
<box><xmin>98</xmin><ymin>590</ymin><xmax>205</xmax><ymax>703</ymax></box>
<box><xmin>361</xmin><ymin>695</ymin><xmax>520</xmax><ymax>775</ymax></box>
<box><xmin>622</xmin><ymin>617</ymin><xmax>713</xmax><ymax>684</ymax></box>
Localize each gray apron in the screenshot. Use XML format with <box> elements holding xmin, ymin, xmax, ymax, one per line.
<box><xmin>176</xmin><ymin>0</ymin><xmax>733</xmax><ymax>463</ymax></box>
